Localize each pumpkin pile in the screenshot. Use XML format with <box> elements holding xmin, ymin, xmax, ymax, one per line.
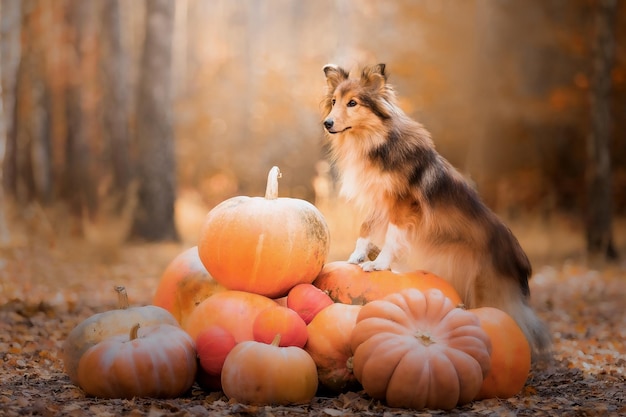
<box><xmin>62</xmin><ymin>166</ymin><xmax>532</xmax><ymax>410</ymax></box>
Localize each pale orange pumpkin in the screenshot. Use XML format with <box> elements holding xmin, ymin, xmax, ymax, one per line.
<box><xmin>253</xmin><ymin>305</ymin><xmax>308</xmax><ymax>348</ymax></box>
<box><xmin>472</xmin><ymin>307</ymin><xmax>532</xmax><ymax>400</ymax></box>
<box><xmin>305</xmin><ymin>303</ymin><xmax>362</xmax><ymax>392</ymax></box>
<box><xmin>198</xmin><ymin>166</ymin><xmax>330</xmax><ymax>298</ymax></box>
<box><xmin>351</xmin><ymin>288</ymin><xmax>492</xmax><ymax>410</ymax></box>
<box><xmin>183</xmin><ymin>290</ymin><xmax>277</xmax><ymax>343</ymax></box>
<box><xmin>221</xmin><ymin>334</ymin><xmax>318</xmax><ymax>405</ymax></box>
<box><xmin>287</xmin><ymin>283</ymin><xmax>334</xmax><ymax>324</ymax></box>
<box><xmin>77</xmin><ymin>323</ymin><xmax>197</xmax><ymax>399</ymax></box>
<box><xmin>314</xmin><ymin>261</ymin><xmax>462</xmax><ymax>306</ymax></box>
<box><xmin>152</xmin><ymin>246</ymin><xmax>226</xmax><ymax>326</ymax></box>
<box><xmin>63</xmin><ymin>286</ymin><xmax>179</xmax><ymax>384</ymax></box>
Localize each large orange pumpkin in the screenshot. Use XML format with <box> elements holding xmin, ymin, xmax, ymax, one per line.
<box><xmin>314</xmin><ymin>261</ymin><xmax>462</xmax><ymax>306</ymax></box>
<box><xmin>183</xmin><ymin>290</ymin><xmax>277</xmax><ymax>343</ymax></box>
<box><xmin>198</xmin><ymin>166</ymin><xmax>330</xmax><ymax>298</ymax></box>
<box><xmin>351</xmin><ymin>288</ymin><xmax>492</xmax><ymax>410</ymax></box>
<box><xmin>153</xmin><ymin>246</ymin><xmax>226</xmax><ymax>325</ymax></box>
<box><xmin>472</xmin><ymin>307</ymin><xmax>532</xmax><ymax>400</ymax></box>
<box><xmin>305</xmin><ymin>303</ymin><xmax>362</xmax><ymax>393</ymax></box>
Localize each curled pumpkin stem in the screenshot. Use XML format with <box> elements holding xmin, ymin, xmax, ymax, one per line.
<box><xmin>129</xmin><ymin>323</ymin><xmax>141</xmax><ymax>341</ymax></box>
<box><xmin>265</xmin><ymin>166</ymin><xmax>282</xmax><ymax>200</ymax></box>
<box><xmin>270</xmin><ymin>333</ymin><xmax>282</xmax><ymax>347</ymax></box>
<box><xmin>115</xmin><ymin>285</ymin><xmax>129</xmax><ymax>309</ymax></box>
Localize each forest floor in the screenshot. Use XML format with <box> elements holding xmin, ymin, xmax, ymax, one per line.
<box><xmin>1</xmin><ymin>212</ymin><xmax>625</xmax><ymax>417</ymax></box>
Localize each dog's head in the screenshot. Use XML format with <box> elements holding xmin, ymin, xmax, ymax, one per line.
<box><xmin>321</xmin><ymin>63</ymin><xmax>397</xmax><ymax>135</ymax></box>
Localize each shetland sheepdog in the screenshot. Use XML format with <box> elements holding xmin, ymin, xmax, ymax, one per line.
<box><xmin>321</xmin><ymin>63</ymin><xmax>550</xmax><ymax>356</ymax></box>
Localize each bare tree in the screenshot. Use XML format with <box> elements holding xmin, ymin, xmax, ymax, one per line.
<box><xmin>132</xmin><ymin>0</ymin><xmax>178</xmax><ymax>241</ymax></box>
<box><xmin>586</xmin><ymin>0</ymin><xmax>618</xmax><ymax>261</ymax></box>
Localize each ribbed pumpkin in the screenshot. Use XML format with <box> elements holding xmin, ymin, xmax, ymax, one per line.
<box><xmin>314</xmin><ymin>261</ymin><xmax>462</xmax><ymax>306</ymax></box>
<box><xmin>77</xmin><ymin>323</ymin><xmax>197</xmax><ymax>399</ymax></box>
<box><xmin>198</xmin><ymin>166</ymin><xmax>330</xmax><ymax>298</ymax></box>
<box><xmin>351</xmin><ymin>288</ymin><xmax>492</xmax><ymax>410</ymax></box>
<box><xmin>472</xmin><ymin>307</ymin><xmax>532</xmax><ymax>400</ymax></box>
<box><xmin>62</xmin><ymin>287</ymin><xmax>178</xmax><ymax>384</ymax></box>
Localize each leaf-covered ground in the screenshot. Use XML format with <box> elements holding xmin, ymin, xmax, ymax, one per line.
<box><xmin>1</xmin><ymin>237</ymin><xmax>625</xmax><ymax>417</ymax></box>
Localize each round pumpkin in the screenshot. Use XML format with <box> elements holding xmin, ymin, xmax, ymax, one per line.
<box><xmin>221</xmin><ymin>334</ymin><xmax>318</xmax><ymax>405</ymax></box>
<box><xmin>253</xmin><ymin>305</ymin><xmax>308</xmax><ymax>348</ymax></box>
<box><xmin>77</xmin><ymin>323</ymin><xmax>197</xmax><ymax>399</ymax></box>
<box><xmin>196</xmin><ymin>325</ymin><xmax>237</xmax><ymax>375</ymax></box>
<box><xmin>152</xmin><ymin>246</ymin><xmax>226</xmax><ymax>325</ymax></box>
<box><xmin>351</xmin><ymin>288</ymin><xmax>492</xmax><ymax>410</ymax></box>
<box><xmin>183</xmin><ymin>290</ymin><xmax>277</xmax><ymax>343</ymax></box>
<box><xmin>314</xmin><ymin>261</ymin><xmax>462</xmax><ymax>306</ymax></box>
<box><xmin>198</xmin><ymin>166</ymin><xmax>330</xmax><ymax>298</ymax></box>
<box><xmin>305</xmin><ymin>303</ymin><xmax>362</xmax><ymax>393</ymax></box>
<box><xmin>472</xmin><ymin>307</ymin><xmax>532</xmax><ymax>400</ymax></box>
<box><xmin>62</xmin><ymin>286</ymin><xmax>179</xmax><ymax>384</ymax></box>
<box><xmin>287</xmin><ymin>283</ymin><xmax>334</xmax><ymax>324</ymax></box>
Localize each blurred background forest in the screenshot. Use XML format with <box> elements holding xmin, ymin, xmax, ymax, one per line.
<box><xmin>0</xmin><ymin>0</ymin><xmax>625</xmax><ymax>265</ymax></box>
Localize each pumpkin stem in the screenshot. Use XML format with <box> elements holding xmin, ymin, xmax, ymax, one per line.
<box><xmin>414</xmin><ymin>330</ymin><xmax>435</xmax><ymax>346</ymax></box>
<box><xmin>115</xmin><ymin>285</ymin><xmax>129</xmax><ymax>309</ymax></box>
<box><xmin>346</xmin><ymin>356</ymin><xmax>354</xmax><ymax>373</ymax></box>
<box><xmin>265</xmin><ymin>166</ymin><xmax>282</xmax><ymax>200</ymax></box>
<box><xmin>270</xmin><ymin>333</ymin><xmax>282</xmax><ymax>347</ymax></box>
<box><xmin>129</xmin><ymin>323</ymin><xmax>141</xmax><ymax>341</ymax></box>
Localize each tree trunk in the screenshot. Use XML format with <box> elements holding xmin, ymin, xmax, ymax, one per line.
<box><xmin>100</xmin><ymin>0</ymin><xmax>132</xmax><ymax>194</ymax></box>
<box><xmin>133</xmin><ymin>0</ymin><xmax>177</xmax><ymax>241</ymax></box>
<box><xmin>586</xmin><ymin>0</ymin><xmax>618</xmax><ymax>260</ymax></box>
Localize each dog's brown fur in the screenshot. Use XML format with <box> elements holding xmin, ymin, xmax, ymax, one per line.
<box><xmin>322</xmin><ymin>63</ymin><xmax>550</xmax><ymax>355</ymax></box>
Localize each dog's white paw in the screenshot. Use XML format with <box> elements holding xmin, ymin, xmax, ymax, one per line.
<box><xmin>348</xmin><ymin>251</ymin><xmax>368</xmax><ymax>264</ymax></box>
<box><xmin>359</xmin><ymin>260</ymin><xmax>391</xmax><ymax>272</ymax></box>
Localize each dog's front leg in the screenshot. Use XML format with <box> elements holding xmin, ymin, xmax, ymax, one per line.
<box><xmin>347</xmin><ymin>216</ymin><xmax>379</xmax><ymax>264</ymax></box>
<box><xmin>360</xmin><ymin>223</ymin><xmax>405</xmax><ymax>271</ymax></box>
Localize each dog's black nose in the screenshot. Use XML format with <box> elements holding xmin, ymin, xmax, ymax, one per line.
<box><xmin>323</xmin><ymin>119</ymin><xmax>334</xmax><ymax>130</ymax></box>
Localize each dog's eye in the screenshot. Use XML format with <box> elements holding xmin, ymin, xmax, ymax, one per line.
<box><xmin>331</xmin><ymin>98</ymin><xmax>336</xmax><ymax>106</ymax></box>
<box><xmin>347</xmin><ymin>100</ymin><xmax>357</xmax><ymax>107</ymax></box>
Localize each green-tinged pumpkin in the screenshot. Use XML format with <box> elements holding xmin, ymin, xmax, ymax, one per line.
<box><xmin>62</xmin><ymin>286</ymin><xmax>179</xmax><ymax>384</ymax></box>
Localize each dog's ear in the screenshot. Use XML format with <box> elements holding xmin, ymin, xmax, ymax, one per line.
<box><xmin>323</xmin><ymin>64</ymin><xmax>349</xmax><ymax>89</ymax></box>
<box><xmin>361</xmin><ymin>63</ymin><xmax>387</xmax><ymax>91</ymax></box>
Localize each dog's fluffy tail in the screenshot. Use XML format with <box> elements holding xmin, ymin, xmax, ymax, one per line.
<box><xmin>491</xmin><ymin>279</ymin><xmax>552</xmax><ymax>360</ymax></box>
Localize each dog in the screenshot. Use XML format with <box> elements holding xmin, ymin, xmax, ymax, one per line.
<box><xmin>321</xmin><ymin>63</ymin><xmax>550</xmax><ymax>356</ymax></box>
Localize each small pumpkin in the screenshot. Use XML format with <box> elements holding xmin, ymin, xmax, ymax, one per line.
<box><xmin>196</xmin><ymin>325</ymin><xmax>237</xmax><ymax>375</ymax></box>
<box><xmin>183</xmin><ymin>290</ymin><xmax>277</xmax><ymax>343</ymax></box>
<box><xmin>472</xmin><ymin>307</ymin><xmax>532</xmax><ymax>400</ymax></box>
<box><xmin>63</xmin><ymin>286</ymin><xmax>179</xmax><ymax>384</ymax></box>
<box><xmin>195</xmin><ymin>325</ymin><xmax>237</xmax><ymax>392</ymax></box>
<box><xmin>351</xmin><ymin>288</ymin><xmax>492</xmax><ymax>410</ymax></box>
<box><xmin>287</xmin><ymin>283</ymin><xmax>334</xmax><ymax>324</ymax></box>
<box><xmin>253</xmin><ymin>305</ymin><xmax>308</xmax><ymax>348</ymax></box>
<box><xmin>152</xmin><ymin>246</ymin><xmax>226</xmax><ymax>325</ymax></box>
<box><xmin>198</xmin><ymin>166</ymin><xmax>330</xmax><ymax>298</ymax></box>
<box><xmin>221</xmin><ymin>334</ymin><xmax>318</xmax><ymax>405</ymax></box>
<box><xmin>77</xmin><ymin>323</ymin><xmax>197</xmax><ymax>399</ymax></box>
<box><xmin>314</xmin><ymin>261</ymin><xmax>462</xmax><ymax>306</ymax></box>
<box><xmin>305</xmin><ymin>303</ymin><xmax>362</xmax><ymax>392</ymax></box>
